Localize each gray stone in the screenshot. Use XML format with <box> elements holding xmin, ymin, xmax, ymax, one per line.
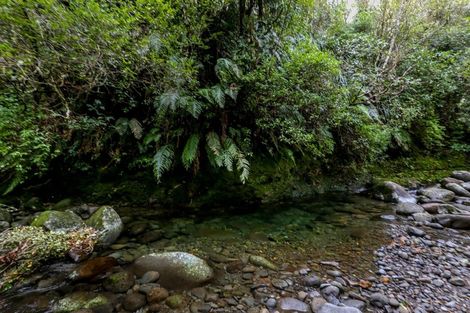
<box><xmin>342</xmin><ymin>299</ymin><xmax>365</xmax><ymax>311</ymax></box>
<box><xmin>406</xmin><ymin>226</ymin><xmax>425</xmax><ymax>237</ymax></box>
<box><xmin>420</xmin><ymin>187</ymin><xmax>455</xmax><ymax>202</ymax></box>
<box><xmin>395</xmin><ymin>203</ymin><xmax>424</xmax><ymax>215</ymax></box>
<box><xmin>138</xmin><ymin>271</ymin><xmax>160</xmax><ymax>284</ymax></box>
<box><xmin>369</xmin><ymin>293</ymin><xmax>388</xmax><ymax>307</ymax></box>
<box><xmin>132</xmin><ymin>252</ymin><xmax>213</xmax><ymax>290</ymax></box>
<box><xmin>445</xmin><ymin>183</ymin><xmax>470</xmax><ymax>197</ymax></box>
<box><xmin>412</xmin><ymin>212</ymin><xmax>432</xmax><ymax>223</ymax></box>
<box><xmin>31</xmin><ymin>210</ymin><xmax>85</xmax><ymax>233</ymax></box>
<box><xmin>461</xmin><ymin>182</ymin><xmax>470</xmax><ymax>191</ymax></box>
<box><xmin>421</xmin><ymin>203</ymin><xmax>456</xmax><ymax>214</ymax></box>
<box><xmin>311</xmin><ymin>297</ymin><xmax>327</xmax><ymax>313</ymax></box>
<box><xmin>85</xmin><ymin>206</ymin><xmax>123</xmax><ymax>248</ymax></box>
<box><xmin>380</xmin><ymin>181</ymin><xmax>417</xmax><ymax>203</ymax></box>
<box><xmin>449</xmin><ymin>277</ymin><xmax>466</xmax><ymax>286</ymax></box>
<box><xmin>434</xmin><ymin>214</ymin><xmax>470</xmax><ymax>230</ymax></box>
<box><xmin>278</xmin><ymin>297</ymin><xmax>310</xmax><ymax>313</ymax></box>
<box><xmin>318</xmin><ymin>303</ymin><xmax>361</xmax><ymax>313</ymax></box>
<box><xmin>451</xmin><ymin>170</ymin><xmax>470</xmax><ymax>182</ymax></box>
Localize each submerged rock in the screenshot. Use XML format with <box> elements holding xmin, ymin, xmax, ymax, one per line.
<box><xmin>103</xmin><ymin>271</ymin><xmax>135</xmax><ymax>293</ymax></box>
<box><xmin>31</xmin><ymin>210</ymin><xmax>85</xmax><ymax>233</ymax></box>
<box><xmin>132</xmin><ymin>252</ymin><xmax>213</xmax><ymax>289</ymax></box>
<box><xmin>249</xmin><ymin>255</ymin><xmax>278</xmax><ymax>270</ymax></box>
<box><xmin>420</xmin><ymin>187</ymin><xmax>455</xmax><ymax>202</ymax></box>
<box><xmin>85</xmin><ymin>206</ymin><xmax>123</xmax><ymax>248</ymax></box>
<box><xmin>69</xmin><ymin>256</ymin><xmax>118</xmax><ymax>281</ymax></box>
<box><xmin>51</xmin><ymin>292</ymin><xmax>111</xmax><ymax>313</ymax></box>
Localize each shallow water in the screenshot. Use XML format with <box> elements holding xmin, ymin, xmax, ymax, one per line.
<box><xmin>1</xmin><ymin>194</ymin><xmax>395</xmax><ymax>312</ymax></box>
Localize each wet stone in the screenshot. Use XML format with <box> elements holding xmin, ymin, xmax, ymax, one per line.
<box><xmin>278</xmin><ymin>297</ymin><xmax>310</xmax><ymax>313</ymax></box>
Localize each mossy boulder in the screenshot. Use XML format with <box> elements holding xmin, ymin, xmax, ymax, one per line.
<box><xmin>85</xmin><ymin>206</ymin><xmax>123</xmax><ymax>248</ymax></box>
<box><xmin>52</xmin><ymin>198</ymin><xmax>73</xmax><ymax>211</ymax></box>
<box><xmin>166</xmin><ymin>294</ymin><xmax>185</xmax><ymax>309</ymax></box>
<box><xmin>31</xmin><ymin>210</ymin><xmax>85</xmax><ymax>233</ymax></box>
<box><xmin>51</xmin><ymin>292</ymin><xmax>111</xmax><ymax>313</ymax></box>
<box><xmin>132</xmin><ymin>252</ymin><xmax>213</xmax><ymax>290</ymax></box>
<box><xmin>0</xmin><ymin>208</ymin><xmax>11</xmax><ymax>222</ymax></box>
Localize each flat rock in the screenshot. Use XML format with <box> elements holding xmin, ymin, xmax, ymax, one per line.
<box><xmin>132</xmin><ymin>252</ymin><xmax>213</xmax><ymax>290</ymax></box>
<box><xmin>278</xmin><ymin>297</ymin><xmax>310</xmax><ymax>313</ymax></box>
<box><xmin>412</xmin><ymin>212</ymin><xmax>433</xmax><ymax>223</ymax></box>
<box><xmin>318</xmin><ymin>303</ymin><xmax>361</xmax><ymax>313</ymax></box>
<box><xmin>406</xmin><ymin>226</ymin><xmax>425</xmax><ymax>237</ymax></box>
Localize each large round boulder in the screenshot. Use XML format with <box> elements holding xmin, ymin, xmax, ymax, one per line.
<box><xmin>420</xmin><ymin>187</ymin><xmax>455</xmax><ymax>202</ymax></box>
<box><xmin>31</xmin><ymin>210</ymin><xmax>85</xmax><ymax>233</ymax></box>
<box><xmin>132</xmin><ymin>252</ymin><xmax>213</xmax><ymax>290</ymax></box>
<box><xmin>85</xmin><ymin>206</ymin><xmax>123</xmax><ymax>248</ymax></box>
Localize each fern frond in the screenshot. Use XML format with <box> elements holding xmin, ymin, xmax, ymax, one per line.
<box><xmin>211</xmin><ymin>85</ymin><xmax>225</xmax><ymax>108</ymax></box>
<box><xmin>215</xmin><ymin>58</ymin><xmax>242</xmax><ymax>83</ymax></box>
<box><xmin>236</xmin><ymin>154</ymin><xmax>250</xmax><ymax>184</ymax></box>
<box><xmin>153</xmin><ymin>145</ymin><xmax>174</xmax><ymax>182</ymax></box>
<box><xmin>180</xmin><ymin>96</ymin><xmax>203</xmax><ymax>118</ymax></box>
<box><xmin>129</xmin><ymin>118</ymin><xmax>143</xmax><ymax>139</ymax></box>
<box><xmin>182</xmin><ymin>134</ymin><xmax>200</xmax><ymax>170</ymax></box>
<box><xmin>159</xmin><ymin>90</ymin><xmax>180</xmax><ymax>111</ymax></box>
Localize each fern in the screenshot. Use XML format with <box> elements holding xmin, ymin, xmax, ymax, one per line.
<box><xmin>182</xmin><ymin>134</ymin><xmax>200</xmax><ymax>169</ymax></box>
<box><xmin>129</xmin><ymin>118</ymin><xmax>143</xmax><ymax>139</ymax></box>
<box><xmin>211</xmin><ymin>85</ymin><xmax>225</xmax><ymax>108</ymax></box>
<box><xmin>179</xmin><ymin>96</ymin><xmax>203</xmax><ymax>118</ymax></box>
<box><xmin>215</xmin><ymin>58</ymin><xmax>242</xmax><ymax>83</ymax></box>
<box><xmin>236</xmin><ymin>154</ymin><xmax>250</xmax><ymax>184</ymax></box>
<box><xmin>153</xmin><ymin>145</ymin><xmax>174</xmax><ymax>182</ymax></box>
<box><xmin>159</xmin><ymin>90</ymin><xmax>180</xmax><ymax>111</ymax></box>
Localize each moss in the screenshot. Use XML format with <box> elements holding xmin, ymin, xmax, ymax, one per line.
<box><xmin>52</xmin><ymin>292</ymin><xmax>109</xmax><ymax>313</ymax></box>
<box><xmin>367</xmin><ymin>154</ymin><xmax>469</xmax><ymax>187</ymax></box>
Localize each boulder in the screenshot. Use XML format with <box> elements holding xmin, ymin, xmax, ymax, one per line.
<box><xmin>85</xmin><ymin>206</ymin><xmax>123</xmax><ymax>248</ymax></box>
<box><xmin>461</xmin><ymin>182</ymin><xmax>470</xmax><ymax>191</ymax></box>
<box><xmin>445</xmin><ymin>183</ymin><xmax>470</xmax><ymax>197</ymax></box>
<box><xmin>132</xmin><ymin>252</ymin><xmax>213</xmax><ymax>290</ymax></box>
<box><xmin>434</xmin><ymin>214</ymin><xmax>470</xmax><ymax>230</ymax></box>
<box><xmin>378</xmin><ymin>181</ymin><xmax>416</xmax><ymax>203</ymax></box>
<box><xmin>420</xmin><ymin>187</ymin><xmax>454</xmax><ymax>202</ymax></box>
<box><xmin>278</xmin><ymin>297</ymin><xmax>310</xmax><ymax>313</ymax></box>
<box><xmin>451</xmin><ymin>170</ymin><xmax>470</xmax><ymax>182</ymax></box>
<box><xmin>51</xmin><ymin>292</ymin><xmax>111</xmax><ymax>313</ymax></box>
<box><xmin>395</xmin><ymin>203</ymin><xmax>424</xmax><ymax>215</ymax></box>
<box><xmin>441</xmin><ymin>177</ymin><xmax>463</xmax><ymax>186</ymax></box>
<box><xmin>318</xmin><ymin>303</ymin><xmax>361</xmax><ymax>313</ymax></box>
<box><xmin>31</xmin><ymin>210</ymin><xmax>85</xmax><ymax>233</ymax></box>
<box><xmin>412</xmin><ymin>212</ymin><xmax>433</xmax><ymax>223</ymax></box>
<box><xmin>421</xmin><ymin>203</ymin><xmax>456</xmax><ymax>214</ymax></box>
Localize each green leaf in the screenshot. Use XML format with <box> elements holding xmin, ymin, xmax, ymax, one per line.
<box><xmin>182</xmin><ymin>134</ymin><xmax>200</xmax><ymax>169</ymax></box>
<box><xmin>211</xmin><ymin>85</ymin><xmax>225</xmax><ymax>108</ymax></box>
<box><xmin>179</xmin><ymin>96</ymin><xmax>203</xmax><ymax>118</ymax></box>
<box><xmin>215</xmin><ymin>58</ymin><xmax>242</xmax><ymax>83</ymax></box>
<box><xmin>153</xmin><ymin>145</ymin><xmax>174</xmax><ymax>182</ymax></box>
<box><xmin>129</xmin><ymin>118</ymin><xmax>143</xmax><ymax>139</ymax></box>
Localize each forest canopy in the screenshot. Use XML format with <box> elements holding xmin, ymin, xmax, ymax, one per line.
<box><xmin>0</xmin><ymin>0</ymin><xmax>469</xmax><ymax>194</ymax></box>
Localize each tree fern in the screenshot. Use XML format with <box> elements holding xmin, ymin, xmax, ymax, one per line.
<box><xmin>215</xmin><ymin>58</ymin><xmax>242</xmax><ymax>83</ymax></box>
<box><xmin>153</xmin><ymin>145</ymin><xmax>174</xmax><ymax>182</ymax></box>
<box><xmin>182</xmin><ymin>134</ymin><xmax>200</xmax><ymax>169</ymax></box>
<box><xmin>158</xmin><ymin>90</ymin><xmax>180</xmax><ymax>111</ymax></box>
<box><xmin>236</xmin><ymin>154</ymin><xmax>250</xmax><ymax>184</ymax></box>
<box><xmin>179</xmin><ymin>96</ymin><xmax>203</xmax><ymax>118</ymax></box>
<box><xmin>211</xmin><ymin>85</ymin><xmax>225</xmax><ymax>108</ymax></box>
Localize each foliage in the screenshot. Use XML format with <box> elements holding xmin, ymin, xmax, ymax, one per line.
<box><xmin>0</xmin><ymin>226</ymin><xmax>97</xmax><ymax>292</ymax></box>
<box><xmin>0</xmin><ymin>0</ymin><xmax>468</xmax><ymax>192</ymax></box>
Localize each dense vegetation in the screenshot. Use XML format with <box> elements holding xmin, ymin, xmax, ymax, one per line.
<box><xmin>1</xmin><ymin>0</ymin><xmax>469</xmax><ymax>194</ymax></box>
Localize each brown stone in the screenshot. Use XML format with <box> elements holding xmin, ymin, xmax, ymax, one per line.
<box><xmin>70</xmin><ymin>257</ymin><xmax>118</xmax><ymax>281</ymax></box>
<box><xmin>147</xmin><ymin>287</ymin><xmax>169</xmax><ymax>303</ymax></box>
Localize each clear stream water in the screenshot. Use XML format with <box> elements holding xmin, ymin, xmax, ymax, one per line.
<box><xmin>1</xmin><ymin>194</ymin><xmax>395</xmax><ymax>312</ymax></box>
